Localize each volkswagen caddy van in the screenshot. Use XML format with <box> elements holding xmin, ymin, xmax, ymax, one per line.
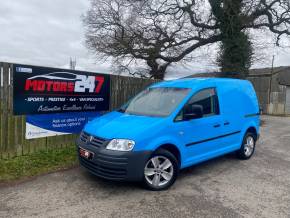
<box><xmin>77</xmin><ymin>78</ymin><xmax>260</xmax><ymax>190</ymax></box>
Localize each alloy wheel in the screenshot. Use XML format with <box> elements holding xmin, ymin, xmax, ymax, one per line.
<box><xmin>244</xmin><ymin>136</ymin><xmax>255</xmax><ymax>157</ymax></box>
<box><xmin>144</xmin><ymin>156</ymin><xmax>174</xmax><ymax>187</ymax></box>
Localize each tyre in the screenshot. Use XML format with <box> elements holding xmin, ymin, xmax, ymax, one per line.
<box><xmin>237</xmin><ymin>132</ymin><xmax>256</xmax><ymax>160</ymax></box>
<box><xmin>143</xmin><ymin>148</ymin><xmax>179</xmax><ymax>191</ymax></box>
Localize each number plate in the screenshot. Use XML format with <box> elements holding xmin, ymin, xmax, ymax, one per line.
<box><xmin>79</xmin><ymin>147</ymin><xmax>94</xmax><ymax>160</ymax></box>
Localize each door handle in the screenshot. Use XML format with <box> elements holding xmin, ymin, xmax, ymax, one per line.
<box><xmin>213</xmin><ymin>124</ymin><xmax>221</xmax><ymax>128</ymax></box>
<box><xmin>224</xmin><ymin>121</ymin><xmax>230</xmax><ymax>126</ymax></box>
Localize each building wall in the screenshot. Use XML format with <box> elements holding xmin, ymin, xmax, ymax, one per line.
<box><xmin>247</xmin><ymin>76</ymin><xmax>271</xmax><ymax>114</ymax></box>
<box><xmin>268</xmin><ymin>73</ymin><xmax>287</xmax><ymax>115</ymax></box>
<box><xmin>247</xmin><ymin>68</ymin><xmax>290</xmax><ymax>115</ymax></box>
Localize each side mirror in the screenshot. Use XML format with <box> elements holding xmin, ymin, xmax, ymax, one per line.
<box><xmin>183</xmin><ymin>104</ymin><xmax>203</xmax><ymax>120</ymax></box>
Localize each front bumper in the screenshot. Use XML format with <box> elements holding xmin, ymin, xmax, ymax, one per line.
<box><xmin>76</xmin><ymin>137</ymin><xmax>152</xmax><ymax>181</ymax></box>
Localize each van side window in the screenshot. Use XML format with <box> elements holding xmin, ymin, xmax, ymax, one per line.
<box><xmin>175</xmin><ymin>88</ymin><xmax>220</xmax><ymax>121</ymax></box>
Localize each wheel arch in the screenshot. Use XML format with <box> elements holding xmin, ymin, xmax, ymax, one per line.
<box><xmin>245</xmin><ymin>126</ymin><xmax>258</xmax><ymax>140</ymax></box>
<box><xmin>156</xmin><ymin>144</ymin><xmax>182</xmax><ymax>167</ymax></box>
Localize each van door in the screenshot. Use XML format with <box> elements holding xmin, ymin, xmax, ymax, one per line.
<box><xmin>174</xmin><ymin>88</ymin><xmax>227</xmax><ymax>167</ymax></box>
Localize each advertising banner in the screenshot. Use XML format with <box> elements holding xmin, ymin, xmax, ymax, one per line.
<box><xmin>26</xmin><ymin>112</ymin><xmax>101</xmax><ymax>139</ymax></box>
<box><xmin>13</xmin><ymin>64</ymin><xmax>110</xmax><ymax>115</ymax></box>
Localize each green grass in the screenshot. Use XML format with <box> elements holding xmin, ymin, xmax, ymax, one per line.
<box><xmin>0</xmin><ymin>146</ymin><xmax>78</xmax><ymax>183</ymax></box>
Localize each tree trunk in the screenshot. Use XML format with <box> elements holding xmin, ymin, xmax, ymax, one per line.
<box><xmin>211</xmin><ymin>0</ymin><xmax>253</xmax><ymax>79</ymax></box>
<box><xmin>147</xmin><ymin>60</ymin><xmax>168</xmax><ymax>80</ymax></box>
<box><xmin>219</xmin><ymin>32</ymin><xmax>252</xmax><ymax>79</ymax></box>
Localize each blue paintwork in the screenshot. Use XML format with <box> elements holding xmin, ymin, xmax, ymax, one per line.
<box><xmin>83</xmin><ymin>78</ymin><xmax>260</xmax><ymax>169</ymax></box>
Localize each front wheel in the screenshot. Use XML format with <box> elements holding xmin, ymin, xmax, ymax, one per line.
<box><xmin>143</xmin><ymin>149</ymin><xmax>179</xmax><ymax>191</ymax></box>
<box><xmin>237</xmin><ymin>132</ymin><xmax>256</xmax><ymax>160</ymax></box>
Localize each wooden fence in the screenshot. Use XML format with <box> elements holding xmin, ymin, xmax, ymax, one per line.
<box><xmin>0</xmin><ymin>62</ymin><xmax>157</xmax><ymax>159</ymax></box>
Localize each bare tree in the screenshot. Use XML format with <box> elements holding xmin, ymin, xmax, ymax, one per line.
<box><xmin>167</xmin><ymin>0</ymin><xmax>290</xmax><ymax>77</ymax></box>
<box><xmin>83</xmin><ymin>0</ymin><xmax>290</xmax><ymax>79</ymax></box>
<box><xmin>83</xmin><ymin>0</ymin><xmax>221</xmax><ymax>79</ymax></box>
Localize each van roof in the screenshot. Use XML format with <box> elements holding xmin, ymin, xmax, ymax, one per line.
<box><xmin>151</xmin><ymin>78</ymin><xmax>246</xmax><ymax>89</ymax></box>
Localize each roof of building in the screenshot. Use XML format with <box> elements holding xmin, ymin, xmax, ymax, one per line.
<box><xmin>184</xmin><ymin>72</ymin><xmax>238</xmax><ymax>78</ymax></box>
<box><xmin>184</xmin><ymin>66</ymin><xmax>290</xmax><ymax>78</ymax></box>
<box><xmin>249</xmin><ymin>66</ymin><xmax>290</xmax><ymax>76</ymax></box>
<box><xmin>152</xmin><ymin>77</ymin><xmax>245</xmax><ymax>88</ymax></box>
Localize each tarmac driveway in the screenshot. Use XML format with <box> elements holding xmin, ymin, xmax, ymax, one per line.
<box><xmin>0</xmin><ymin>115</ymin><xmax>290</xmax><ymax>218</ymax></box>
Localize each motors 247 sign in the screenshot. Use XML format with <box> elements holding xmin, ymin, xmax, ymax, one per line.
<box><xmin>13</xmin><ymin>64</ymin><xmax>110</xmax><ymax>115</ymax></box>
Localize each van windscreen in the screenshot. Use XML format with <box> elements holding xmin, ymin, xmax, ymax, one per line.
<box><xmin>119</xmin><ymin>87</ymin><xmax>190</xmax><ymax>117</ymax></box>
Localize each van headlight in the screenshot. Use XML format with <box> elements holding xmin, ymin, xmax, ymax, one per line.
<box><xmin>106</xmin><ymin>139</ymin><xmax>135</xmax><ymax>151</ymax></box>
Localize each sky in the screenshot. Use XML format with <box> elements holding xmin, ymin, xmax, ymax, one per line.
<box><xmin>0</xmin><ymin>0</ymin><xmax>289</xmax><ymax>79</ymax></box>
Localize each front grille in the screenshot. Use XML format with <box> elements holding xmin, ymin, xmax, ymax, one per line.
<box><xmin>80</xmin><ymin>131</ymin><xmax>90</xmax><ymax>143</ymax></box>
<box><xmin>90</xmin><ymin>136</ymin><xmax>106</xmax><ymax>148</ymax></box>
<box><xmin>79</xmin><ymin>156</ymin><xmax>127</xmax><ymax>180</ymax></box>
<box><xmin>79</xmin><ymin>131</ymin><xmax>107</xmax><ymax>148</ymax></box>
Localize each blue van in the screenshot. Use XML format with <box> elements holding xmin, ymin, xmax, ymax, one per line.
<box><xmin>77</xmin><ymin>78</ymin><xmax>260</xmax><ymax>190</ymax></box>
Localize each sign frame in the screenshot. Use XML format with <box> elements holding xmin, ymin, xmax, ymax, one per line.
<box><xmin>13</xmin><ymin>64</ymin><xmax>110</xmax><ymax>115</ymax></box>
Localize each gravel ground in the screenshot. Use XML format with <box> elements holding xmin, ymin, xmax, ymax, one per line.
<box><xmin>0</xmin><ymin>115</ymin><xmax>290</xmax><ymax>218</ymax></box>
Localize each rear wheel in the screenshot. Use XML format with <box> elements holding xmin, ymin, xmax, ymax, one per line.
<box><xmin>143</xmin><ymin>149</ymin><xmax>178</xmax><ymax>191</ymax></box>
<box><xmin>237</xmin><ymin>132</ymin><xmax>256</xmax><ymax>160</ymax></box>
